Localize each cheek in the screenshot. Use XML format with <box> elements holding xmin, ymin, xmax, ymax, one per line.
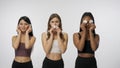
<box><xmin>25</xmin><ymin>26</ymin><xmax>29</xmax><ymax>29</ymax></box>
<box><xmin>56</xmin><ymin>23</ymin><xmax>59</xmax><ymax>26</ymax></box>
<box><xmin>50</xmin><ymin>22</ymin><xmax>53</xmax><ymax>26</ymax></box>
<box><xmin>18</xmin><ymin>25</ymin><xmax>22</xmax><ymax>28</ymax></box>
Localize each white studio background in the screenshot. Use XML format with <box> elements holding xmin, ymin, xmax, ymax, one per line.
<box><xmin>0</xmin><ymin>0</ymin><xmax>120</xmax><ymax>68</ymax></box>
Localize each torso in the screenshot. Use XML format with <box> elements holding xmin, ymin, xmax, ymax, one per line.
<box><xmin>46</xmin><ymin>32</ymin><xmax>64</xmax><ymax>61</ymax></box>
<box><xmin>46</xmin><ymin>53</ymin><xmax>62</xmax><ymax>61</ymax></box>
<box><xmin>14</xmin><ymin>35</ymin><xmax>33</xmax><ymax>63</ymax></box>
<box><xmin>78</xmin><ymin>53</ymin><xmax>94</xmax><ymax>58</ymax></box>
<box><xmin>78</xmin><ymin>32</ymin><xmax>95</xmax><ymax>58</ymax></box>
<box><xmin>14</xmin><ymin>56</ymin><xmax>31</xmax><ymax>63</ymax></box>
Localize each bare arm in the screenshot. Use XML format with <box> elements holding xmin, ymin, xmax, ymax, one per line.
<box><xmin>25</xmin><ymin>33</ymin><xmax>36</xmax><ymax>49</ymax></box>
<box><xmin>73</xmin><ymin>32</ymin><xmax>86</xmax><ymax>51</ymax></box>
<box><xmin>25</xmin><ymin>25</ymin><xmax>36</xmax><ymax>49</ymax></box>
<box><xmin>12</xmin><ymin>26</ymin><xmax>22</xmax><ymax>50</ymax></box>
<box><xmin>57</xmin><ymin>32</ymin><xmax>68</xmax><ymax>53</ymax></box>
<box><xmin>41</xmin><ymin>32</ymin><xmax>53</xmax><ymax>55</ymax></box>
<box><xmin>12</xmin><ymin>35</ymin><xmax>21</xmax><ymax>50</ymax></box>
<box><xmin>89</xmin><ymin>31</ymin><xmax>99</xmax><ymax>51</ymax></box>
<box><xmin>89</xmin><ymin>24</ymin><xmax>100</xmax><ymax>51</ymax></box>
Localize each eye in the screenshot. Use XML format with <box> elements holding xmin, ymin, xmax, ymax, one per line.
<box><xmin>25</xmin><ymin>23</ymin><xmax>29</xmax><ymax>25</ymax></box>
<box><xmin>83</xmin><ymin>20</ymin><xmax>87</xmax><ymax>23</ymax></box>
<box><xmin>19</xmin><ymin>23</ymin><xmax>23</xmax><ymax>25</ymax></box>
<box><xmin>89</xmin><ymin>20</ymin><xmax>93</xmax><ymax>23</ymax></box>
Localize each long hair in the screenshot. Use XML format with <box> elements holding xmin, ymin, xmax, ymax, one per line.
<box><xmin>18</xmin><ymin>16</ymin><xmax>33</xmax><ymax>36</ymax></box>
<box><xmin>79</xmin><ymin>12</ymin><xmax>96</xmax><ymax>36</ymax></box>
<box><xmin>47</xmin><ymin>13</ymin><xmax>64</xmax><ymax>41</ymax></box>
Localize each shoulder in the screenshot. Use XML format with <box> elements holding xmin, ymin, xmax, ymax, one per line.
<box><xmin>95</xmin><ymin>34</ymin><xmax>100</xmax><ymax>38</ymax></box>
<box><xmin>12</xmin><ymin>35</ymin><xmax>17</xmax><ymax>39</ymax></box>
<box><xmin>62</xmin><ymin>32</ymin><xmax>68</xmax><ymax>38</ymax></box>
<box><xmin>31</xmin><ymin>36</ymin><xmax>36</xmax><ymax>40</ymax></box>
<box><xmin>41</xmin><ymin>32</ymin><xmax>48</xmax><ymax>40</ymax></box>
<box><xmin>62</xmin><ymin>32</ymin><xmax>68</xmax><ymax>36</ymax></box>
<box><xmin>41</xmin><ymin>32</ymin><xmax>47</xmax><ymax>37</ymax></box>
<box><xmin>73</xmin><ymin>32</ymin><xmax>79</xmax><ymax>37</ymax></box>
<box><xmin>95</xmin><ymin>34</ymin><xmax>99</xmax><ymax>37</ymax></box>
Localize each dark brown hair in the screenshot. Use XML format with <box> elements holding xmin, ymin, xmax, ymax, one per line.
<box><xmin>18</xmin><ymin>16</ymin><xmax>33</xmax><ymax>36</ymax></box>
<box><xmin>79</xmin><ymin>12</ymin><xmax>96</xmax><ymax>36</ymax></box>
<box><xmin>47</xmin><ymin>13</ymin><xmax>64</xmax><ymax>41</ymax></box>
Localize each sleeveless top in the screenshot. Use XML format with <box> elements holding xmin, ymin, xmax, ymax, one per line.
<box><xmin>77</xmin><ymin>33</ymin><xmax>94</xmax><ymax>54</ymax></box>
<box><xmin>50</xmin><ymin>40</ymin><xmax>61</xmax><ymax>53</ymax></box>
<box><xmin>15</xmin><ymin>43</ymin><xmax>32</xmax><ymax>57</ymax></box>
<box><xmin>78</xmin><ymin>40</ymin><xmax>94</xmax><ymax>54</ymax></box>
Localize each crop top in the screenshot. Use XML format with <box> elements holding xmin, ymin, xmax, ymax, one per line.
<box><xmin>50</xmin><ymin>40</ymin><xmax>61</xmax><ymax>53</ymax></box>
<box><xmin>15</xmin><ymin>43</ymin><xmax>32</xmax><ymax>57</ymax></box>
<box><xmin>78</xmin><ymin>40</ymin><xmax>94</xmax><ymax>54</ymax></box>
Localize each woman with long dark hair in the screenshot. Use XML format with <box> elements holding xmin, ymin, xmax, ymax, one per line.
<box><xmin>73</xmin><ymin>12</ymin><xmax>100</xmax><ymax>68</ymax></box>
<box><xmin>12</xmin><ymin>16</ymin><xmax>36</xmax><ymax>68</ymax></box>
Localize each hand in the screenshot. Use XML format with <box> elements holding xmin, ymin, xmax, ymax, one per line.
<box><xmin>26</xmin><ymin>25</ymin><xmax>32</xmax><ymax>34</ymax></box>
<box><xmin>89</xmin><ymin>23</ymin><xmax>96</xmax><ymax>31</ymax></box>
<box><xmin>80</xmin><ymin>23</ymin><xmax>86</xmax><ymax>31</ymax></box>
<box><xmin>56</xmin><ymin>26</ymin><xmax>62</xmax><ymax>34</ymax></box>
<box><xmin>48</xmin><ymin>27</ymin><xmax>54</xmax><ymax>34</ymax></box>
<box><xmin>16</xmin><ymin>26</ymin><xmax>21</xmax><ymax>34</ymax></box>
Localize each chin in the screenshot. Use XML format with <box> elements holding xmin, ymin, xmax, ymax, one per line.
<box><xmin>21</xmin><ymin>30</ymin><xmax>26</xmax><ymax>33</ymax></box>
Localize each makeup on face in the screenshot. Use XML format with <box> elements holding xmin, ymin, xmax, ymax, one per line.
<box><xmin>83</xmin><ymin>20</ymin><xmax>93</xmax><ymax>24</ymax></box>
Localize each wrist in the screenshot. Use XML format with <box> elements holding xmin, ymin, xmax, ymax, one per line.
<box><xmin>25</xmin><ymin>32</ymin><xmax>29</xmax><ymax>35</ymax></box>
<box><xmin>89</xmin><ymin>29</ymin><xmax>93</xmax><ymax>33</ymax></box>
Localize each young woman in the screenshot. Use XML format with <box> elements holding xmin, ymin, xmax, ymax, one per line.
<box><xmin>41</xmin><ymin>13</ymin><xmax>68</xmax><ymax>68</ymax></box>
<box><xmin>73</xmin><ymin>12</ymin><xmax>100</xmax><ymax>68</ymax></box>
<box><xmin>12</xmin><ymin>16</ymin><xmax>36</xmax><ymax>68</ymax></box>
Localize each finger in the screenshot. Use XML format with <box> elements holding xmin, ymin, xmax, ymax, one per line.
<box><xmin>17</xmin><ymin>26</ymin><xmax>19</xmax><ymax>29</ymax></box>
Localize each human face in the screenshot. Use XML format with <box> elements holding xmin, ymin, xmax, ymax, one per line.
<box><xmin>50</xmin><ymin>17</ymin><xmax>60</xmax><ymax>29</ymax></box>
<box><xmin>18</xmin><ymin>19</ymin><xmax>29</xmax><ymax>33</ymax></box>
<box><xmin>82</xmin><ymin>16</ymin><xmax>93</xmax><ymax>30</ymax></box>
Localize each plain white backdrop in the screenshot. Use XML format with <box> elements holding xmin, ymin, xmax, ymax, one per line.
<box><xmin>0</xmin><ymin>0</ymin><xmax>120</xmax><ymax>68</ymax></box>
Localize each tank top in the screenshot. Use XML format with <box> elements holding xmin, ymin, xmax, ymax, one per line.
<box><xmin>77</xmin><ymin>33</ymin><xmax>94</xmax><ymax>54</ymax></box>
<box><xmin>50</xmin><ymin>40</ymin><xmax>61</xmax><ymax>53</ymax></box>
<box><xmin>15</xmin><ymin>43</ymin><xmax>32</xmax><ymax>57</ymax></box>
<box><xmin>78</xmin><ymin>40</ymin><xmax>94</xmax><ymax>54</ymax></box>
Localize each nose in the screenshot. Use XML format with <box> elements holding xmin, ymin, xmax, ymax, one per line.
<box><xmin>86</xmin><ymin>22</ymin><xmax>90</xmax><ymax>26</ymax></box>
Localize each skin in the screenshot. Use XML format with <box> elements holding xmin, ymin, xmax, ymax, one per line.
<box><xmin>42</xmin><ymin>17</ymin><xmax>68</xmax><ymax>60</ymax></box>
<box><xmin>73</xmin><ymin>16</ymin><xmax>100</xmax><ymax>58</ymax></box>
<box><xmin>12</xmin><ymin>20</ymin><xmax>36</xmax><ymax>63</ymax></box>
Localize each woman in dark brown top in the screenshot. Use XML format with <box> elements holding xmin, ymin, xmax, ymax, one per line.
<box><xmin>12</xmin><ymin>16</ymin><xmax>36</xmax><ymax>68</ymax></box>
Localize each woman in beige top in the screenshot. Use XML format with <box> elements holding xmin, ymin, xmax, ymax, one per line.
<box><xmin>41</xmin><ymin>13</ymin><xmax>68</xmax><ymax>68</ymax></box>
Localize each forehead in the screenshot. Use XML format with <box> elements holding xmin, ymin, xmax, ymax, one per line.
<box><xmin>51</xmin><ymin>17</ymin><xmax>59</xmax><ymax>21</ymax></box>
<box><xmin>19</xmin><ymin>19</ymin><xmax>28</xmax><ymax>24</ymax></box>
<box><xmin>83</xmin><ymin>16</ymin><xmax>91</xmax><ymax>20</ymax></box>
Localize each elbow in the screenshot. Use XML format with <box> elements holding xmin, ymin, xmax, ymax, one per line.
<box><xmin>92</xmin><ymin>47</ymin><xmax>98</xmax><ymax>51</ymax></box>
<box><xmin>92</xmin><ymin>48</ymin><xmax>97</xmax><ymax>51</ymax></box>
<box><xmin>45</xmin><ymin>50</ymin><xmax>50</xmax><ymax>55</ymax></box>
<box><xmin>61</xmin><ymin>48</ymin><xmax>67</xmax><ymax>54</ymax></box>
<box><xmin>61</xmin><ymin>51</ymin><xmax>65</xmax><ymax>54</ymax></box>
<box><xmin>12</xmin><ymin>45</ymin><xmax>18</xmax><ymax>50</ymax></box>
<box><xmin>78</xmin><ymin>47</ymin><xmax>84</xmax><ymax>52</ymax></box>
